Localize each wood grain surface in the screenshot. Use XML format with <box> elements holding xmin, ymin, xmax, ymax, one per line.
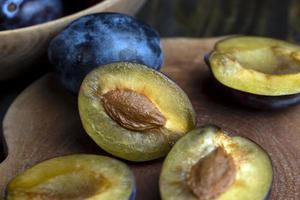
<box><xmin>1</xmin><ymin>38</ymin><xmax>300</xmax><ymax>200</ymax></box>
<box><xmin>0</xmin><ymin>0</ymin><xmax>146</xmax><ymax>80</ymax></box>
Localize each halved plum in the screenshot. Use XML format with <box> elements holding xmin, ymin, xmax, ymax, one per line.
<box><xmin>160</xmin><ymin>126</ymin><xmax>273</xmax><ymax>200</ymax></box>
<box><xmin>6</xmin><ymin>154</ymin><xmax>136</xmax><ymax>200</ymax></box>
<box><xmin>206</xmin><ymin>36</ymin><xmax>300</xmax><ymax>109</ymax></box>
<box><xmin>78</xmin><ymin>62</ymin><xmax>196</xmax><ymax>162</ymax></box>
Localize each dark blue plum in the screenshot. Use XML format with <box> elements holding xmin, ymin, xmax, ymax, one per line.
<box><xmin>48</xmin><ymin>12</ymin><xmax>163</xmax><ymax>93</ymax></box>
<box><xmin>0</xmin><ymin>0</ymin><xmax>62</xmax><ymax>30</ymax></box>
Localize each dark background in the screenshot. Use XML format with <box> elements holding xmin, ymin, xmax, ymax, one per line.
<box><xmin>1</xmin><ymin>0</ymin><xmax>300</xmax><ymax>162</ymax></box>
<box><xmin>138</xmin><ymin>0</ymin><xmax>300</xmax><ymax>41</ymax></box>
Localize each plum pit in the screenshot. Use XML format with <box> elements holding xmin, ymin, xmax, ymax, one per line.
<box><xmin>101</xmin><ymin>89</ymin><xmax>166</xmax><ymax>131</ymax></box>
<box><xmin>187</xmin><ymin>147</ymin><xmax>236</xmax><ymax>200</ymax></box>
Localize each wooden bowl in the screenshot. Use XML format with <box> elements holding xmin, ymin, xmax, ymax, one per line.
<box><xmin>0</xmin><ymin>0</ymin><xmax>146</xmax><ymax>80</ymax></box>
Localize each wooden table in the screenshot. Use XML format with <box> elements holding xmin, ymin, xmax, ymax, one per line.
<box><xmin>1</xmin><ymin>38</ymin><xmax>299</xmax><ymax>200</ymax></box>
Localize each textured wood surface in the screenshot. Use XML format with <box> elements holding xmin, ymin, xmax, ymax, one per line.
<box><xmin>1</xmin><ymin>38</ymin><xmax>300</xmax><ymax>200</ymax></box>
<box><xmin>0</xmin><ymin>0</ymin><xmax>146</xmax><ymax>80</ymax></box>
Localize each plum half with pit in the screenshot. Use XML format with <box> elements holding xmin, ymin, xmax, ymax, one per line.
<box><xmin>0</xmin><ymin>0</ymin><xmax>63</xmax><ymax>30</ymax></box>
<box><xmin>160</xmin><ymin>125</ymin><xmax>273</xmax><ymax>200</ymax></box>
<box><xmin>205</xmin><ymin>36</ymin><xmax>300</xmax><ymax>109</ymax></box>
<box><xmin>6</xmin><ymin>155</ymin><xmax>136</xmax><ymax>200</ymax></box>
<box><xmin>78</xmin><ymin>62</ymin><xmax>196</xmax><ymax>162</ymax></box>
<box><xmin>48</xmin><ymin>12</ymin><xmax>163</xmax><ymax>93</ymax></box>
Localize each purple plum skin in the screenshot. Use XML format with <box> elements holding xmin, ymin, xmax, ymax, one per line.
<box><xmin>0</xmin><ymin>0</ymin><xmax>63</xmax><ymax>30</ymax></box>
<box><xmin>48</xmin><ymin>13</ymin><xmax>163</xmax><ymax>93</ymax></box>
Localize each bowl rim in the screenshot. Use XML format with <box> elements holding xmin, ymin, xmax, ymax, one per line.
<box><xmin>0</xmin><ymin>0</ymin><xmax>118</xmax><ymax>35</ymax></box>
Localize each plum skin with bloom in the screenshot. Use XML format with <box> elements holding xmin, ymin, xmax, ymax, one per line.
<box><xmin>48</xmin><ymin>12</ymin><xmax>164</xmax><ymax>93</ymax></box>
<box><xmin>0</xmin><ymin>0</ymin><xmax>63</xmax><ymax>30</ymax></box>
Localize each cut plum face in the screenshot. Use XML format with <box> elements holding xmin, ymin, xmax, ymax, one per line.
<box><xmin>206</xmin><ymin>36</ymin><xmax>300</xmax><ymax>108</ymax></box>
<box><xmin>215</xmin><ymin>37</ymin><xmax>300</xmax><ymax>75</ymax></box>
<box><xmin>160</xmin><ymin>126</ymin><xmax>273</xmax><ymax>200</ymax></box>
<box><xmin>78</xmin><ymin>62</ymin><xmax>196</xmax><ymax>162</ymax></box>
<box><xmin>210</xmin><ymin>36</ymin><xmax>300</xmax><ymax>96</ymax></box>
<box><xmin>6</xmin><ymin>155</ymin><xmax>136</xmax><ymax>200</ymax></box>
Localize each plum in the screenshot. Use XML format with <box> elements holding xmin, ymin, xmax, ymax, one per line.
<box><xmin>78</xmin><ymin>62</ymin><xmax>196</xmax><ymax>161</ymax></box>
<box><xmin>205</xmin><ymin>36</ymin><xmax>300</xmax><ymax>109</ymax></box>
<box><xmin>48</xmin><ymin>12</ymin><xmax>163</xmax><ymax>93</ymax></box>
<box><xmin>0</xmin><ymin>0</ymin><xmax>62</xmax><ymax>30</ymax></box>
<box><xmin>6</xmin><ymin>155</ymin><xmax>136</xmax><ymax>200</ymax></box>
<box><xmin>160</xmin><ymin>126</ymin><xmax>273</xmax><ymax>200</ymax></box>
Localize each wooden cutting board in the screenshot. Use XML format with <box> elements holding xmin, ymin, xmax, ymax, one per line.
<box><xmin>1</xmin><ymin>38</ymin><xmax>300</xmax><ymax>200</ymax></box>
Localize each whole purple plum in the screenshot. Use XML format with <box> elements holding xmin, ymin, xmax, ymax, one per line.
<box><xmin>48</xmin><ymin>13</ymin><xmax>163</xmax><ymax>93</ymax></box>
